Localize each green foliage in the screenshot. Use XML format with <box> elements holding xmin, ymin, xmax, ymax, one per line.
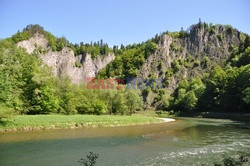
<box><xmin>217</xmin><ymin>34</ymin><xmax>223</xmax><ymax>41</ymax></box>
<box><xmin>144</xmin><ymin>41</ymin><xmax>158</xmax><ymax>58</ymax></box>
<box><xmin>232</xmin><ymin>47</ymin><xmax>250</xmax><ymax>67</ymax></box>
<box><xmin>0</xmin><ymin>106</ymin><xmax>15</xmax><ymax>119</ymax></box>
<box><xmin>209</xmin><ymin>23</ymin><xmax>216</xmax><ymax>34</ymax></box>
<box><xmin>28</xmin><ymin>73</ymin><xmax>59</xmax><ymax>114</ymax></box>
<box><xmin>97</xmin><ymin>40</ymin><xmax>157</xmax><ymax>78</ymax></box>
<box><xmin>225</xmin><ymin>24</ymin><xmax>233</xmax><ymax>34</ymax></box>
<box><xmin>55</xmin><ymin>37</ymin><xmax>67</xmax><ymax>51</ymax></box>
<box><xmin>244</xmin><ymin>35</ymin><xmax>250</xmax><ymax>49</ymax></box>
<box><xmin>170</xmin><ymin>43</ymin><xmax>179</xmax><ymax>51</ymax></box>
<box><xmin>201</xmin><ymin>56</ymin><xmax>211</xmax><ymax>68</ymax></box>
<box><xmin>179</xmin><ymin>27</ymin><xmax>188</xmax><ymax>38</ymax></box>
<box><xmin>168</xmin><ymin>78</ymin><xmax>205</xmax><ymax>112</ymax></box>
<box><xmin>10</xmin><ymin>24</ymin><xmax>68</xmax><ymax>52</ymax></box>
<box><xmin>125</xmin><ymin>90</ymin><xmax>142</xmax><ymax>115</ymax></box>
<box><xmin>78</xmin><ymin>152</ymin><xmax>99</xmax><ymax>166</ymax></box>
<box><xmin>169</xmin><ymin>61</ymin><xmax>250</xmax><ymax>113</ymax></box>
<box><xmin>23</xmin><ymin>24</ymin><xmax>46</xmax><ymax>35</ymax></box>
<box><xmin>45</xmin><ymin>34</ymin><xmax>68</xmax><ymax>52</ymax></box>
<box><xmin>0</xmin><ymin>115</ymin><xmax>161</xmax><ymax>130</ymax></box>
<box><xmin>75</xmin><ymin>61</ymin><xmax>82</xmax><ymax>68</ymax></box>
<box><xmin>193</xmin><ymin>60</ymin><xmax>200</xmax><ymax>68</ymax></box>
<box><xmin>168</xmin><ymin>32</ymin><xmax>180</xmax><ymax>38</ymax></box>
<box><xmin>171</xmin><ymin>59</ymin><xmax>180</xmax><ymax>73</ymax></box>
<box><xmin>12</xmin><ymin>31</ymin><xmax>30</xmax><ymax>43</ymax></box>
<box><xmin>92</xmin><ymin>99</ymin><xmax>107</xmax><ymax>115</ymax></box>
<box><xmin>163</xmin><ymin>68</ymin><xmax>173</xmax><ymax>87</ymax></box>
<box><xmin>112</xmin><ymin>90</ymin><xmax>128</xmax><ymax>115</ymax></box>
<box><xmin>214</xmin><ymin>154</ymin><xmax>249</xmax><ymax>166</ymax></box>
<box><xmin>242</xmin><ymin>87</ymin><xmax>250</xmax><ymax>104</ymax></box>
<box><xmin>71</xmin><ymin>40</ymin><xmax>113</xmax><ymax>59</ymax></box>
<box><xmin>0</xmin><ymin>39</ymin><xmax>61</xmax><ymax>114</ymax></box>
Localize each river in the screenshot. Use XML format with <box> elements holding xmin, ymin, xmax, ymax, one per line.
<box><xmin>0</xmin><ymin>118</ymin><xmax>249</xmax><ymax>165</ymax></box>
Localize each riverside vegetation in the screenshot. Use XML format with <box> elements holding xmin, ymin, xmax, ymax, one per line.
<box><xmin>0</xmin><ymin>22</ymin><xmax>250</xmax><ymax>130</ymax></box>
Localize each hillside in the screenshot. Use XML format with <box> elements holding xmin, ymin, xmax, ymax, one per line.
<box><xmin>0</xmin><ymin>22</ymin><xmax>249</xmax><ymax>116</ymax></box>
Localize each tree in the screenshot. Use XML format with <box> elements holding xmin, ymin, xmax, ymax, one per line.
<box><xmin>144</xmin><ymin>41</ymin><xmax>158</xmax><ymax>58</ymax></box>
<box><xmin>242</xmin><ymin>87</ymin><xmax>250</xmax><ymax>104</ymax></box>
<box><xmin>183</xmin><ymin>91</ymin><xmax>197</xmax><ymax>111</ymax></box>
<box><xmin>27</xmin><ymin>72</ymin><xmax>59</xmax><ymax>114</ymax></box>
<box><xmin>125</xmin><ymin>90</ymin><xmax>142</xmax><ymax>115</ymax></box>
<box><xmin>92</xmin><ymin>99</ymin><xmax>107</xmax><ymax>115</ymax></box>
<box><xmin>244</xmin><ymin>35</ymin><xmax>250</xmax><ymax>49</ymax></box>
<box><xmin>0</xmin><ymin>106</ymin><xmax>15</xmax><ymax>119</ymax></box>
<box><xmin>112</xmin><ymin>91</ymin><xmax>127</xmax><ymax>115</ymax></box>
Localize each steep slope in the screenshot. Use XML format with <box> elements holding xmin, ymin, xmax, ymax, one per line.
<box><xmin>15</xmin><ymin>23</ymin><xmax>244</xmax><ymax>89</ymax></box>
<box><xmin>17</xmin><ymin>33</ymin><xmax>115</xmax><ymax>84</ymax></box>
<box><xmin>138</xmin><ymin>24</ymin><xmax>242</xmax><ymax>90</ymax></box>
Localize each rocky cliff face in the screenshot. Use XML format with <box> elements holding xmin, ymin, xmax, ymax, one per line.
<box><xmin>17</xmin><ymin>25</ymin><xmax>242</xmax><ymax>88</ymax></box>
<box><xmin>138</xmin><ymin>25</ymin><xmax>241</xmax><ymax>90</ymax></box>
<box><xmin>17</xmin><ymin>33</ymin><xmax>115</xmax><ymax>84</ymax></box>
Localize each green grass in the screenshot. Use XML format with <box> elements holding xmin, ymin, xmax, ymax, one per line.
<box><xmin>0</xmin><ymin>115</ymin><xmax>163</xmax><ymax>131</ymax></box>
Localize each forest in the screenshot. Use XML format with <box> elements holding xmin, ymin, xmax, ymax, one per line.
<box><xmin>0</xmin><ymin>23</ymin><xmax>250</xmax><ymax>118</ymax></box>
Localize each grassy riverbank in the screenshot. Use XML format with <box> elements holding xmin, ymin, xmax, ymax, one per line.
<box><xmin>0</xmin><ymin>115</ymin><xmax>163</xmax><ymax>131</ymax></box>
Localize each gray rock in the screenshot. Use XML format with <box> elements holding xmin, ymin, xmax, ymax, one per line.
<box><xmin>17</xmin><ymin>34</ymin><xmax>115</xmax><ymax>84</ymax></box>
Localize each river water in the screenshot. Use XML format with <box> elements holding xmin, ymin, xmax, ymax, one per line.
<box><xmin>0</xmin><ymin>118</ymin><xmax>249</xmax><ymax>166</ymax></box>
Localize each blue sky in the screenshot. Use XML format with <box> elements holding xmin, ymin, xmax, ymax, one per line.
<box><xmin>0</xmin><ymin>0</ymin><xmax>249</xmax><ymax>46</ymax></box>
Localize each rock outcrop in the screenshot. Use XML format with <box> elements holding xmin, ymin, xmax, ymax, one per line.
<box><xmin>17</xmin><ymin>33</ymin><xmax>49</xmax><ymax>54</ymax></box>
<box><xmin>17</xmin><ymin>33</ymin><xmax>115</xmax><ymax>84</ymax></box>
<box><xmin>17</xmin><ymin>24</ymin><xmax>242</xmax><ymax>88</ymax></box>
<box><xmin>138</xmin><ymin>25</ymin><xmax>241</xmax><ymax>90</ymax></box>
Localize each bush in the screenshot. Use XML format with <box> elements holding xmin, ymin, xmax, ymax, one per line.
<box><xmin>92</xmin><ymin>100</ymin><xmax>107</xmax><ymax>115</ymax></box>
<box><xmin>225</xmin><ymin>24</ymin><xmax>233</xmax><ymax>34</ymax></box>
<box><xmin>168</xmin><ymin>32</ymin><xmax>180</xmax><ymax>38</ymax></box>
<box><xmin>171</xmin><ymin>59</ymin><xmax>180</xmax><ymax>73</ymax></box>
<box><xmin>12</xmin><ymin>31</ymin><xmax>30</xmax><ymax>43</ymax></box>
<box><xmin>144</xmin><ymin>41</ymin><xmax>158</xmax><ymax>58</ymax></box>
<box><xmin>217</xmin><ymin>34</ymin><xmax>223</xmax><ymax>41</ymax></box>
<box><xmin>193</xmin><ymin>60</ymin><xmax>200</xmax><ymax>67</ymax></box>
<box><xmin>75</xmin><ymin>61</ymin><xmax>82</xmax><ymax>68</ymax></box>
<box><xmin>0</xmin><ymin>106</ymin><xmax>15</xmax><ymax>119</ymax></box>
<box><xmin>214</xmin><ymin>154</ymin><xmax>248</xmax><ymax>166</ymax></box>
<box><xmin>209</xmin><ymin>26</ymin><xmax>216</xmax><ymax>34</ymax></box>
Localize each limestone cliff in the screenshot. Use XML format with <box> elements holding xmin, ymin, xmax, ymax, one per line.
<box><xmin>17</xmin><ymin>33</ymin><xmax>115</xmax><ymax>84</ymax></box>
<box><xmin>138</xmin><ymin>25</ymin><xmax>241</xmax><ymax>90</ymax></box>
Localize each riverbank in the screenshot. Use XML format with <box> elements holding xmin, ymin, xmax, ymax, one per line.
<box><xmin>179</xmin><ymin>112</ymin><xmax>250</xmax><ymax>122</ymax></box>
<box><xmin>0</xmin><ymin>115</ymin><xmax>175</xmax><ymax>132</ymax></box>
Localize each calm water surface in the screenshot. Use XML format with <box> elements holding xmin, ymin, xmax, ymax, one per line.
<box><xmin>0</xmin><ymin>118</ymin><xmax>249</xmax><ymax>166</ymax></box>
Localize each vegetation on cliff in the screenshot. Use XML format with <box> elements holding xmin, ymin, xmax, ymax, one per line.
<box><xmin>0</xmin><ymin>22</ymin><xmax>250</xmax><ymax>119</ymax></box>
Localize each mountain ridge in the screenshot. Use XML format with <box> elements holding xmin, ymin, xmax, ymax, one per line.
<box><xmin>14</xmin><ymin>23</ymin><xmax>246</xmax><ymax>89</ymax></box>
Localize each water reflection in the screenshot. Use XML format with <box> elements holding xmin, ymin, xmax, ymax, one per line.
<box><xmin>0</xmin><ymin>118</ymin><xmax>249</xmax><ymax>166</ymax></box>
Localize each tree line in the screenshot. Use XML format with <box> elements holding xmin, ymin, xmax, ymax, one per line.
<box><xmin>161</xmin><ymin>36</ymin><xmax>250</xmax><ymax>113</ymax></box>
<box><xmin>0</xmin><ymin>39</ymin><xmax>142</xmax><ymax>116</ymax></box>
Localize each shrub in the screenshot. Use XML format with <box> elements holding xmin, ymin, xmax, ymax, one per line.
<box><xmin>169</xmin><ymin>32</ymin><xmax>180</xmax><ymax>38</ymax></box>
<box><xmin>12</xmin><ymin>31</ymin><xmax>30</xmax><ymax>43</ymax></box>
<box><xmin>193</xmin><ymin>60</ymin><xmax>200</xmax><ymax>67</ymax></box>
<box><xmin>171</xmin><ymin>59</ymin><xmax>180</xmax><ymax>73</ymax></box>
<box><xmin>75</xmin><ymin>61</ymin><xmax>82</xmax><ymax>68</ymax></box>
<box><xmin>92</xmin><ymin>100</ymin><xmax>107</xmax><ymax>115</ymax></box>
<box><xmin>225</xmin><ymin>24</ymin><xmax>233</xmax><ymax>34</ymax></box>
<box><xmin>217</xmin><ymin>34</ymin><xmax>223</xmax><ymax>41</ymax></box>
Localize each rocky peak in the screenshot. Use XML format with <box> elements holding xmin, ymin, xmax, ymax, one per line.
<box><xmin>17</xmin><ymin>33</ymin><xmax>115</xmax><ymax>84</ymax></box>
<box><xmin>17</xmin><ymin>33</ymin><xmax>48</xmax><ymax>54</ymax></box>
<box><xmin>138</xmin><ymin>24</ymin><xmax>242</xmax><ymax>90</ymax></box>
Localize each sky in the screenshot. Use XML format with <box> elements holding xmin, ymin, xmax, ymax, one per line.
<box><xmin>0</xmin><ymin>0</ymin><xmax>249</xmax><ymax>46</ymax></box>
